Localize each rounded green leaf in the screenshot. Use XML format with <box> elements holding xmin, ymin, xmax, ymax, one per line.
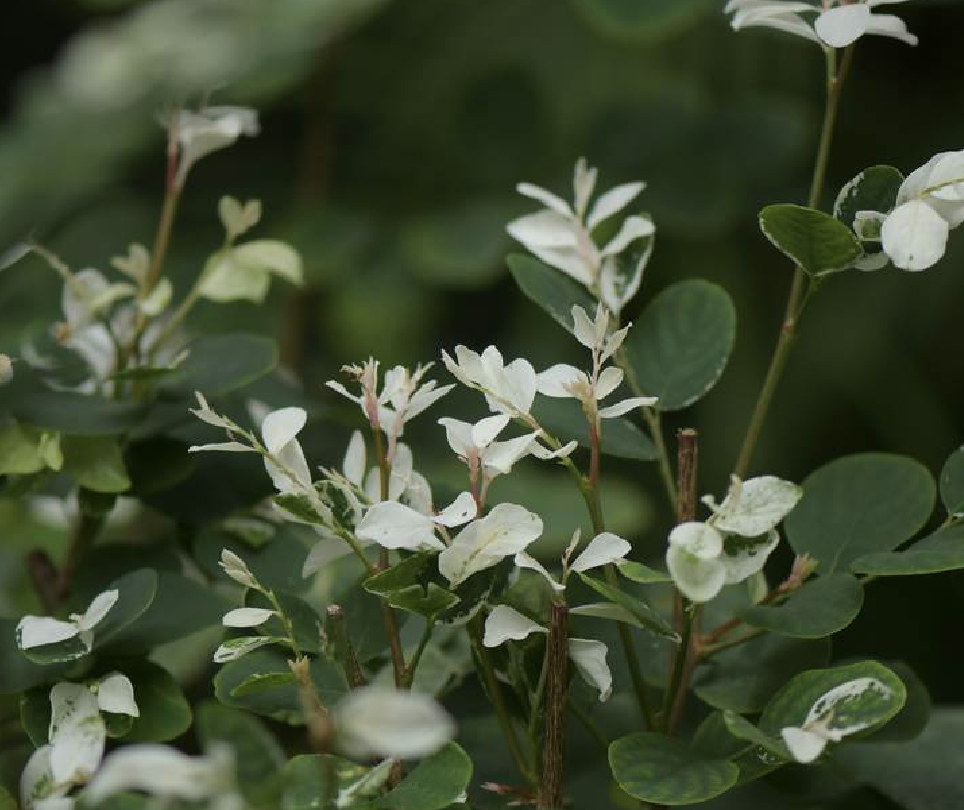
<box><xmin>736</xmin><ymin>573</ymin><xmax>864</xmax><ymax>638</ymax></box>
<box><xmin>759</xmin><ymin>204</ymin><xmax>862</xmax><ymax>274</ymax></box>
<box><xmin>62</xmin><ymin>435</ymin><xmax>131</xmax><ymax>493</ymax></box>
<box><xmin>785</xmin><ymin>453</ymin><xmax>935</xmax><ymax>573</ymax></box>
<box><xmin>123</xmin><ymin>660</ymin><xmax>193</xmax><ymax>743</ymax></box>
<box><xmin>90</xmin><ymin>568</ymin><xmax>159</xmax><ymax>648</ymax></box>
<box><xmin>376</xmin><ymin>743</ymin><xmax>473</xmax><ymax>810</ymax></box>
<box><xmin>532</xmin><ymin>397</ymin><xmax>658</xmax><ymax>461</ymax></box>
<box><xmin>851</xmin><ymin>524</ymin><xmax>964</xmax><ymax>577</ymax></box>
<box><xmin>160</xmin><ymin>333</ymin><xmax>278</xmax><ymax>398</ymax></box>
<box><xmin>609</xmin><ymin>732</ymin><xmax>739</xmax><ymax>805</ymax></box>
<box><xmin>622</xmin><ymin>279</ymin><xmax>736</xmax><ymax>411</ymax></box>
<box><xmin>833</xmin><ymin>165</ymin><xmax>903</xmax><ymax>241</ymax></box>
<box><xmin>940</xmin><ymin>444</ymin><xmax>964</xmax><ymax>517</ymax></box>
<box><xmin>506</xmin><ymin>253</ymin><xmax>596</xmax><ymax>336</ymax></box>
<box><xmin>12</xmin><ymin>391</ymin><xmax>146</xmax><ymax>435</ymax></box>
<box><xmin>281</xmin><ymin>755</ymin><xmax>370</xmax><ymax>810</ymax></box>
<box><xmin>868</xmin><ymin>661</ymin><xmax>930</xmax><ymax>744</ymax></box>
<box><xmin>197</xmin><ymin>702</ymin><xmax>285</xmax><ymax>806</ymax></box>
<box><xmin>694</xmin><ymin>636</ymin><xmax>831</xmax><ymax>713</ymax></box>
<box><xmin>760</xmin><ymin>661</ymin><xmax>907</xmax><ymax>739</ymax></box>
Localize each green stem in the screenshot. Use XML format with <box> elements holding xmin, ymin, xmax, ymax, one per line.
<box><xmin>733</xmin><ymin>45</ymin><xmax>854</xmax><ymax>479</ymax></box>
<box><xmin>643</xmin><ymin>407</ymin><xmax>677</xmax><ymax>509</ymax></box>
<box><xmin>701</xmin><ymin>628</ymin><xmax>766</xmax><ymax>658</ymax></box>
<box><xmin>662</xmin><ymin>603</ymin><xmax>698</xmax><ymax>734</ymax></box>
<box><xmin>468</xmin><ymin>615</ymin><xmax>534</xmax><ymax>786</ymax></box>
<box><xmin>402</xmin><ymin>618</ymin><xmax>435</xmax><ymax>688</ymax></box>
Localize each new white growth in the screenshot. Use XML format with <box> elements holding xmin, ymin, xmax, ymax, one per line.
<box><xmin>17</xmin><ymin>589</ymin><xmax>119</xmax><ymax>657</ymax></box>
<box><xmin>482</xmin><ymin>605</ymin><xmax>614</xmax><ymax>701</ymax></box>
<box><xmin>666</xmin><ymin>475</ymin><xmax>802</xmax><ymax>603</ymax></box>
<box><xmin>781</xmin><ymin>677</ymin><xmax>893</xmax><ymax>762</ymax></box>
<box><xmin>507</xmin><ymin>158</ymin><xmax>654</xmax><ymax>315</ymax></box>
<box><xmin>333</xmin><ymin>687</ymin><xmax>455</xmax><ymax>760</ymax></box>
<box><xmin>725</xmin><ymin>0</ymin><xmax>917</xmax><ymax>49</ymax></box>
<box><xmin>538</xmin><ymin>304</ymin><xmax>657</xmax><ymax>425</ymax></box>
<box><xmin>514</xmin><ymin>528</ymin><xmax>632</xmax><ymax>592</ymax></box>
<box><xmin>173</xmin><ymin>105</ymin><xmax>259</xmax><ymax>189</ymax></box>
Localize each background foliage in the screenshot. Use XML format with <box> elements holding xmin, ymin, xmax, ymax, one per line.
<box><xmin>2</xmin><ymin>0</ymin><xmax>963</xmax><ymax>807</ymax></box>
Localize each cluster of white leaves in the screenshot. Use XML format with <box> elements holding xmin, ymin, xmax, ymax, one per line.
<box><xmin>515</xmin><ymin>529</ymin><xmax>631</xmax><ymax>593</ymax></box>
<box><xmin>17</xmin><ymin>589</ymin><xmax>118</xmax><ymax>658</ymax></box>
<box><xmin>725</xmin><ymin>0</ymin><xmax>917</xmax><ymax>49</ymax></box>
<box><xmin>85</xmin><ymin>744</ymin><xmax>243</xmax><ymax>810</ymax></box>
<box><xmin>666</xmin><ymin>475</ymin><xmax>802</xmax><ymax>603</ymax></box>
<box><xmin>356</xmin><ymin>492</ymin><xmax>477</xmax><ymax>553</ymax></box>
<box><xmin>507</xmin><ymin>158</ymin><xmax>654</xmax><ymax>315</ymax></box>
<box><xmin>328</xmin><ymin>360</ymin><xmax>453</xmax><ymax>455</ymax></box>
<box><xmin>20</xmin><ymin>676</ymin><xmax>139</xmax><ymax>810</ymax></box>
<box><xmin>781</xmin><ymin>677</ymin><xmax>892</xmax><ymax>762</ymax></box>
<box><xmin>870</xmin><ymin>150</ymin><xmax>964</xmax><ymax>271</ymax></box>
<box><xmin>538</xmin><ymin>305</ymin><xmax>657</xmax><ymax>425</ymax></box>
<box><xmin>482</xmin><ymin>606</ymin><xmax>613</xmax><ymax>701</ymax></box>
<box><xmin>333</xmin><ymin>686</ymin><xmax>455</xmax><ymax>760</ymax></box>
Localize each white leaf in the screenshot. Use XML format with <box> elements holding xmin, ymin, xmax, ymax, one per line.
<box><xmin>438</xmin><ymin>503</ymin><xmax>543</xmax><ymax>587</ymax></box>
<box><xmin>437</xmin><ymin>417</ymin><xmax>473</xmax><ymax>458</ymax></box>
<box><xmin>536</xmin><ymin>364</ymin><xmax>585</xmax><ymax>398</ymax></box>
<box><xmin>219</xmin><ymin>549</ymin><xmax>259</xmax><ymax>590</ymax></box>
<box><xmin>587</xmin><ymin>183</ymin><xmax>645</xmax><ymax>230</ymax></box>
<box><xmin>265</xmin><ymin>436</ymin><xmax>313</xmax><ymax>493</ymax></box>
<box><xmin>720</xmin><ymin>529</ymin><xmax>780</xmax><ymax>585</ymax></box>
<box><xmin>516</xmin><ymin>183</ymin><xmax>573</xmax><ymax>217</ymax></box>
<box><xmin>188</xmin><ymin>442</ymin><xmax>253</xmax><ymax>453</ymax></box>
<box><xmin>213</xmin><ymin>636</ymin><xmax>279</xmax><ymax>663</ymax></box>
<box><xmin>48</xmin><ymin>682</ymin><xmax>106</xmax><ymax>784</ymax></box>
<box><xmin>882</xmin><ymin>200</ymin><xmax>949</xmax><ymax>271</ymax></box>
<box><xmin>484</xmin><ymin>432</ymin><xmax>539</xmax><ymax>475</ymax></box>
<box><xmin>261</xmin><ymin>407</ymin><xmax>307</xmax><ymax>454</ymax></box>
<box><xmin>668</xmin><ymin>522</ymin><xmax>723</xmax><ymax>559</ymax></box>
<box><xmin>814</xmin><ymin>4</ymin><xmax>871</xmax><ymax>47</ymax></box>
<box><xmin>514</xmin><ymin>552</ymin><xmax>564</xmax><ymax>591</ymax></box>
<box><xmin>506</xmin><ymin>211</ymin><xmax>577</xmax><ymax>249</ymax></box>
<box><xmin>434</xmin><ymin>491</ymin><xmax>478</xmax><ymax>528</ymax></box>
<box><xmin>222</xmin><ymin>608</ymin><xmax>276</xmax><ymax>628</ymax></box>
<box><xmin>471</xmin><ymin>414</ymin><xmax>511</xmax><ymax>449</ymax></box>
<box><xmin>483</xmin><ymin>605</ymin><xmax>547</xmax><ymax>647</ymax></box>
<box><xmin>568</xmin><ymin>638</ymin><xmax>612</xmax><ymax>701</ymax></box>
<box><xmin>85</xmin><ymin>744</ymin><xmax>235</xmax><ymax>804</ymax></box>
<box><xmin>17</xmin><ymin>617</ymin><xmax>80</xmax><ymax>650</ymax></box>
<box><xmin>571</xmin><ymin>305</ymin><xmax>597</xmax><ymax>350</ymax></box>
<box><xmin>138</xmin><ymin>277</ymin><xmax>172</xmax><ymax>317</ymax></box>
<box><xmin>600</xmin><ymin>214</ymin><xmax>654</xmax><ymax>257</ymax></box>
<box><xmin>77</xmin><ymin>589</ymin><xmax>119</xmax><ymax>633</ymax></box>
<box><xmin>356</xmin><ymin>501</ymin><xmax>444</xmax><ymax>551</ymax></box>
<box><xmin>924</xmin><ymin>151</ymin><xmax>964</xmax><ymax>202</ymax></box>
<box><xmin>95</xmin><ymin>673</ymin><xmax>139</xmax><ymax>717</ymax></box>
<box><xmin>334</xmin><ymin>687</ymin><xmax>455</xmax><ymax>760</ymax></box>
<box><xmin>594</xmin><ymin>366</ymin><xmax>624</xmax><ymax>401</ymax></box>
<box><xmin>572</xmin><ymin>158</ymin><xmax>597</xmax><ymax>218</ymax></box>
<box><xmin>336</xmin><ymin>758</ymin><xmax>395</xmax><ymax>808</ymax></box>
<box><xmin>20</xmin><ymin>745</ymin><xmax>66</xmax><ymax>810</ymax></box>
<box><xmin>709</xmin><ymin>476</ymin><xmax>803</xmax><ymax>537</ymax></box>
<box><xmin>302</xmin><ymin>527</ymin><xmax>355</xmax><ymax>577</ymax></box>
<box><xmin>864</xmin><ymin>12</ymin><xmax>917</xmax><ymax>45</ymax></box>
<box><xmin>666</xmin><ymin>544</ymin><xmax>726</xmax><ymax>603</ymax></box>
<box><xmin>598</xmin><ymin>396</ymin><xmax>658</xmax><ymax>419</ymax></box>
<box><xmin>529</xmin><ymin>440</ymin><xmax>579</xmax><ymax>460</ymax></box>
<box><xmin>343</xmin><ymin>431</ymin><xmax>366</xmax><ymax>487</ymax></box>
<box><xmin>781</xmin><ymin>726</ymin><xmax>828</xmax><ymax>763</ymax></box>
<box><xmin>570</xmin><ymin>532</ymin><xmax>631</xmax><ymax>573</ymax></box>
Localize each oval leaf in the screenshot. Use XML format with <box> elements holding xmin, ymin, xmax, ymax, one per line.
<box><xmin>737</xmin><ymin>573</ymin><xmax>864</xmax><ymax>639</ymax></box>
<box><xmin>759</xmin><ymin>204</ymin><xmax>862</xmax><ymax>274</ymax></box>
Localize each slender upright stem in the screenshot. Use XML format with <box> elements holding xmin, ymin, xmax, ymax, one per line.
<box><xmin>468</xmin><ymin>615</ymin><xmax>534</xmax><ymax>786</ymax></box>
<box><xmin>539</xmin><ymin>602</ymin><xmax>568</xmax><ymax>809</ymax></box>
<box><xmin>643</xmin><ymin>407</ymin><xmax>677</xmax><ymax>509</ymax></box>
<box><xmin>733</xmin><ymin>46</ymin><xmax>854</xmax><ymax>479</ymax></box>
<box><xmin>326</xmin><ymin>605</ymin><xmax>366</xmax><ymax>688</ymax></box>
<box><xmin>402</xmin><ymin>618</ymin><xmax>436</xmax><ymax>688</ymax></box>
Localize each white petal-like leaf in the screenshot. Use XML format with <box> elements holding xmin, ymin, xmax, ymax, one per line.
<box><xmin>17</xmin><ymin>617</ymin><xmax>80</xmax><ymax>651</ymax></box>
<box><xmin>587</xmin><ymin>182</ymin><xmax>645</xmax><ymax>230</ymax></box>
<box><xmin>483</xmin><ymin>605</ymin><xmax>547</xmax><ymax>647</ymax></box>
<box><xmin>536</xmin><ymin>364</ymin><xmax>585</xmax><ymax>398</ymax></box>
<box><xmin>356</xmin><ymin>501</ymin><xmax>444</xmax><ymax>551</ymax></box>
<box><xmin>570</xmin><ymin>532</ymin><xmax>632</xmax><ymax>573</ymax></box>
<box><xmin>434</xmin><ymin>491</ymin><xmax>478</xmax><ymax>528</ymax></box>
<box><xmin>222</xmin><ymin>607</ymin><xmax>276</xmax><ymax>628</ymax></box>
<box><xmin>568</xmin><ymin>638</ymin><xmax>613</xmax><ymax>701</ymax></box>
<box><xmin>710</xmin><ymin>476</ymin><xmax>803</xmax><ymax>537</ymax></box>
<box><xmin>781</xmin><ymin>726</ymin><xmax>828</xmax><ymax>763</ymax></box>
<box><xmin>213</xmin><ymin>636</ymin><xmax>280</xmax><ymax>664</ymax></box>
<box><xmin>95</xmin><ymin>673</ymin><xmax>139</xmax><ymax>717</ymax></box>
<box><xmin>343</xmin><ymin>431</ymin><xmax>366</xmax><ymax>487</ymax></box>
<box><xmin>881</xmin><ymin>199</ymin><xmax>950</xmax><ymax>271</ymax></box>
<box><xmin>514</xmin><ymin>552</ymin><xmax>564</xmax><ymax>591</ymax></box>
<box><xmin>814</xmin><ymin>4</ymin><xmax>871</xmax><ymax>47</ymax></box>
<box><xmin>261</xmin><ymin>407</ymin><xmax>307</xmax><ymax>454</ymax></box>
<box><xmin>48</xmin><ymin>682</ymin><xmax>106</xmax><ymax>785</ymax></box>
<box><xmin>666</xmin><ymin>543</ymin><xmax>727</xmax><ymax>604</ymax></box>
<box><xmin>720</xmin><ymin>529</ymin><xmax>780</xmax><ymax>585</ymax></box>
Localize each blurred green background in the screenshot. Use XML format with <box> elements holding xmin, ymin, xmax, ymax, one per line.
<box><xmin>1</xmin><ymin>0</ymin><xmax>962</xmax><ymax>786</ymax></box>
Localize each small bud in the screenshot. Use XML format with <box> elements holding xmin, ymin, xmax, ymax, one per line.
<box><xmin>218</xmin><ymin>548</ymin><xmax>260</xmax><ymax>590</ymax></box>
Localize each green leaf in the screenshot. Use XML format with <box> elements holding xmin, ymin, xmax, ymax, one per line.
<box><xmin>197</xmin><ymin>702</ymin><xmax>285</xmax><ymax>807</ymax></box>
<box><xmin>721</xmin><ymin>711</ymin><xmax>791</xmax><ymax>760</ymax></box>
<box><xmin>571</xmin><ymin>0</ymin><xmax>713</xmax><ymax>42</ymax></box>
<box><xmin>737</xmin><ymin>573</ymin><xmax>864</xmax><ymax>638</ymax></box>
<box><xmin>759</xmin><ymin>661</ymin><xmax>907</xmax><ymax>741</ymax></box>
<box><xmin>691</xmin><ymin>711</ymin><xmax>775</xmax><ymax>787</ymax></box>
<box><xmin>851</xmin><ymin>524</ymin><xmax>964</xmax><ymax>576</ymax></box>
<box><xmin>281</xmin><ymin>755</ymin><xmax>370</xmax><ymax>810</ymax></box>
<box><xmin>160</xmin><ymin>333</ymin><xmax>278</xmax><ymax>399</ymax></box>
<box><xmin>199</xmin><ymin>240</ymin><xmax>302</xmax><ymax>303</ymax></box>
<box><xmin>577</xmin><ymin>573</ymin><xmax>679</xmax><ymax>641</ymax></box>
<box><xmin>531</xmin><ymin>397</ymin><xmax>658</xmax><ymax>461</ymax></box>
<box><xmin>89</xmin><ymin>568</ymin><xmax>159</xmax><ymax>648</ymax></box>
<box><xmin>375</xmin><ymin>743</ymin><xmax>473</xmax><ymax>810</ymax></box>
<box><xmin>785</xmin><ymin>453</ymin><xmax>935</xmax><ymax>573</ymax></box>
<box><xmin>622</xmin><ymin>279</ymin><xmax>736</xmax><ymax>411</ymax></box>
<box><xmin>834</xmin><ymin>165</ymin><xmax>903</xmax><ymax>239</ymax></box>
<box><xmin>617</xmin><ymin>560</ymin><xmax>671</xmax><ymax>584</ymax></box>
<box><xmin>0</xmin><ymin>423</ymin><xmax>62</xmax><ymax>474</ymax></box>
<box><xmin>694</xmin><ymin>635</ymin><xmax>831</xmax><ymax>713</ymax></box>
<box><xmin>123</xmin><ymin>660</ymin><xmax>192</xmax><ymax>743</ymax></box>
<box><xmin>0</xmin><ymin>618</ymin><xmax>71</xmax><ymax>693</ymax></box>
<box><xmin>940</xmin><ymin>444</ymin><xmax>964</xmax><ymax>517</ymax></box>
<box><xmin>11</xmin><ymin>391</ymin><xmax>145</xmax><ymax>435</ymax></box>
<box><xmin>506</xmin><ymin>253</ymin><xmax>596</xmax><ymax>336</ymax></box>
<box><xmin>98</xmin><ymin>570</ymin><xmax>226</xmax><ymax>652</ymax></box>
<box><xmin>61</xmin><ymin>435</ymin><xmax>131</xmax><ymax>493</ymax></box>
<box><xmin>19</xmin><ymin>686</ymin><xmax>49</xmax><ymax>747</ymax></box>
<box><xmin>230</xmin><ymin>671</ymin><xmax>298</xmax><ymax>698</ymax></box>
<box><xmin>867</xmin><ymin>661</ymin><xmax>930</xmax><ymax>743</ymax></box>
<box><xmin>214</xmin><ymin>648</ymin><xmax>348</xmax><ymax>724</ymax></box>
<box><xmin>835</xmin><ymin>708</ymin><xmax>964</xmax><ymax>809</ymax></box>
<box><xmin>759</xmin><ymin>204</ymin><xmax>862</xmax><ymax>274</ymax></box>
<box><xmin>363</xmin><ymin>554</ymin><xmax>460</xmax><ymax>618</ymax></box>
<box><xmin>609</xmin><ymin>733</ymin><xmax>739</xmax><ymax>805</ymax></box>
